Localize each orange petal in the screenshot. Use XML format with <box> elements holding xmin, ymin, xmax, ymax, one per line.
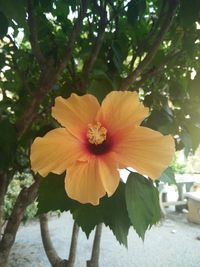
<box><xmin>97</xmin><ymin>153</ymin><xmax>120</xmax><ymax>197</ymax></box>
<box><xmin>96</xmin><ymin>91</ymin><xmax>149</xmax><ymax>133</ymax></box>
<box><xmin>114</xmin><ymin>126</ymin><xmax>175</xmax><ymax>179</ymax></box>
<box><xmin>52</xmin><ymin>94</ymin><xmax>100</xmax><ymax>138</ymax></box>
<box><xmin>65</xmin><ymin>159</ymin><xmax>106</xmax><ymax>205</ymax></box>
<box><xmin>31</xmin><ymin>128</ymin><xmax>86</xmax><ymax>177</ymax></box>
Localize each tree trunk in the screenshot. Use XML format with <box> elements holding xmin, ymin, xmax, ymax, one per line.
<box><xmin>0</xmin><ymin>177</ymin><xmax>40</xmax><ymax>267</ymax></box>
<box><xmin>87</xmin><ymin>223</ymin><xmax>103</xmax><ymax>267</ymax></box>
<box><xmin>0</xmin><ymin>172</ymin><xmax>7</xmax><ymax>240</ymax></box>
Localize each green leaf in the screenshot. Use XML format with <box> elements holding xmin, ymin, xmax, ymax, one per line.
<box><xmin>145</xmin><ymin>109</ymin><xmax>174</xmax><ymax>135</ymax></box>
<box><xmin>0</xmin><ymin>52</ymin><xmax>6</xmax><ymax>68</ymax></box>
<box><xmin>127</xmin><ymin>0</ymin><xmax>146</xmax><ymax>26</ymax></box>
<box><xmin>0</xmin><ymin>0</ymin><xmax>27</xmax><ymax>28</ymax></box>
<box><xmin>37</xmin><ymin>173</ymin><xmax>79</xmax><ymax>215</ymax></box>
<box><xmin>112</xmin><ymin>41</ymin><xmax>124</xmax><ymax>71</ymax></box>
<box><xmin>179</xmin><ymin>0</ymin><xmax>200</xmax><ymax>27</ymax></box>
<box><xmin>39</xmin><ymin>0</ymin><xmax>53</xmax><ymax>12</ymax></box>
<box><xmin>38</xmin><ymin>173</ymin><xmax>131</xmax><ymax>246</ymax></box>
<box><xmin>72</xmin><ymin>182</ymin><xmax>131</xmax><ymax>246</ymax></box>
<box><xmin>0</xmin><ymin>119</ymin><xmax>17</xmax><ymax>170</ymax></box>
<box><xmin>160</xmin><ymin>167</ymin><xmax>176</xmax><ymax>185</ymax></box>
<box><xmin>127</xmin><ymin>0</ymin><xmax>139</xmax><ymax>25</ymax></box>
<box><xmin>189</xmin><ymin>73</ymin><xmax>200</xmax><ymax>99</ymax></box>
<box><xmin>125</xmin><ymin>173</ymin><xmax>161</xmax><ymax>239</ymax></box>
<box><xmin>87</xmin><ymin>73</ymin><xmax>114</xmax><ymax>102</ymax></box>
<box><xmin>0</xmin><ymin>12</ymin><xmax>9</xmax><ymax>38</ymax></box>
<box><xmin>72</xmin><ymin>204</ymin><xmax>103</xmax><ymax>238</ymax></box>
<box><xmin>102</xmin><ymin>182</ymin><xmax>131</xmax><ymax>247</ymax></box>
<box><xmin>111</xmin><ymin>34</ymin><xmax>129</xmax><ymax>72</ymax></box>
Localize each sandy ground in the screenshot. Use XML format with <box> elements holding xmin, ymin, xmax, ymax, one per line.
<box><xmin>8</xmin><ymin>210</ymin><xmax>200</xmax><ymax>267</ymax></box>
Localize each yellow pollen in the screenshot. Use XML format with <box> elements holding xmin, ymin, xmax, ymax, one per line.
<box><xmin>87</xmin><ymin>122</ymin><xmax>107</xmax><ymax>145</ymax></box>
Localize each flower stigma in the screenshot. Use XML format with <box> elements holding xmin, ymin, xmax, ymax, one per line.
<box><xmin>87</xmin><ymin>122</ymin><xmax>107</xmax><ymax>145</ymax></box>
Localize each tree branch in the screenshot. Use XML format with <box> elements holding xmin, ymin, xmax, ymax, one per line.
<box><xmin>82</xmin><ymin>4</ymin><xmax>107</xmax><ymax>77</ymax></box>
<box><xmin>0</xmin><ymin>172</ymin><xmax>7</xmax><ymax>240</ymax></box>
<box><xmin>128</xmin><ymin>1</ymin><xmax>165</xmax><ymax>74</ymax></box>
<box><xmin>0</xmin><ymin>176</ymin><xmax>41</xmax><ymax>266</ymax></box>
<box><xmin>27</xmin><ymin>0</ymin><xmax>46</xmax><ymax>67</ymax></box>
<box><xmin>40</xmin><ymin>214</ymin><xmax>64</xmax><ymax>266</ymax></box>
<box><xmin>66</xmin><ymin>222</ymin><xmax>79</xmax><ymax>267</ymax></box>
<box><xmin>131</xmin><ymin>50</ymin><xmax>181</xmax><ymax>91</ymax></box>
<box><xmin>120</xmin><ymin>0</ymin><xmax>179</xmax><ymax>90</ymax></box>
<box><xmin>57</xmin><ymin>0</ymin><xmax>89</xmax><ymax>74</ymax></box>
<box><xmin>16</xmin><ymin>60</ymin><xmax>56</xmax><ymax>139</ymax></box>
<box><xmin>16</xmin><ymin>1</ymin><xmax>88</xmax><ymax>139</ymax></box>
<box><xmin>40</xmin><ymin>215</ymin><xmax>79</xmax><ymax>267</ymax></box>
<box><xmin>87</xmin><ymin>223</ymin><xmax>103</xmax><ymax>267</ymax></box>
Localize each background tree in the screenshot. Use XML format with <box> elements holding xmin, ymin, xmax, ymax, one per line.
<box><xmin>0</xmin><ymin>0</ymin><xmax>200</xmax><ymax>266</ymax></box>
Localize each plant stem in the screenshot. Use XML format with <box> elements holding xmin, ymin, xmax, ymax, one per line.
<box><xmin>40</xmin><ymin>214</ymin><xmax>63</xmax><ymax>266</ymax></box>
<box><xmin>66</xmin><ymin>222</ymin><xmax>80</xmax><ymax>267</ymax></box>
<box><xmin>87</xmin><ymin>223</ymin><xmax>103</xmax><ymax>267</ymax></box>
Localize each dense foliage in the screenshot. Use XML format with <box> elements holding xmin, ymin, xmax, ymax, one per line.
<box><xmin>0</xmin><ymin>0</ymin><xmax>200</xmax><ymax>260</ymax></box>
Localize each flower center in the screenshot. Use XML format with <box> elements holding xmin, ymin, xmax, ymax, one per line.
<box><xmin>87</xmin><ymin>122</ymin><xmax>107</xmax><ymax>145</ymax></box>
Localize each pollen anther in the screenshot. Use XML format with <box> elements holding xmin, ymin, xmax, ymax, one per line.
<box><xmin>87</xmin><ymin>122</ymin><xmax>107</xmax><ymax>145</ymax></box>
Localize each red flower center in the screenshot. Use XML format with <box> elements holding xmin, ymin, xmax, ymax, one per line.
<box><xmin>86</xmin><ymin>137</ymin><xmax>113</xmax><ymax>155</ymax></box>
<box><xmin>85</xmin><ymin>122</ymin><xmax>113</xmax><ymax>155</ymax></box>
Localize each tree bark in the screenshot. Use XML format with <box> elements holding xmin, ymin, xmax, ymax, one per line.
<box><xmin>0</xmin><ymin>172</ymin><xmax>7</xmax><ymax>240</ymax></box>
<box><xmin>0</xmin><ymin>2</ymin><xmax>89</xmax><ymax>266</ymax></box>
<box><xmin>16</xmin><ymin>0</ymin><xmax>88</xmax><ymax>139</ymax></box>
<box><xmin>87</xmin><ymin>223</ymin><xmax>103</xmax><ymax>267</ymax></box>
<box><xmin>40</xmin><ymin>214</ymin><xmax>80</xmax><ymax>267</ymax></box>
<box><xmin>0</xmin><ymin>177</ymin><xmax>40</xmax><ymax>267</ymax></box>
<box><xmin>120</xmin><ymin>0</ymin><xmax>179</xmax><ymax>90</ymax></box>
<box><xmin>40</xmin><ymin>214</ymin><xmax>65</xmax><ymax>267</ymax></box>
<box><xmin>66</xmin><ymin>222</ymin><xmax>79</xmax><ymax>267</ymax></box>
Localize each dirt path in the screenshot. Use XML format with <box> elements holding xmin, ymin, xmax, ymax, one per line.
<box><xmin>9</xmin><ymin>212</ymin><xmax>200</xmax><ymax>267</ymax></box>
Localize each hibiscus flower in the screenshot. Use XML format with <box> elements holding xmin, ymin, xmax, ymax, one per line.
<box><xmin>30</xmin><ymin>91</ymin><xmax>175</xmax><ymax>205</ymax></box>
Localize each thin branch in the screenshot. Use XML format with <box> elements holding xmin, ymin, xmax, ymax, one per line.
<box><xmin>40</xmin><ymin>216</ymin><xmax>79</xmax><ymax>267</ymax></box>
<box><xmin>40</xmin><ymin>214</ymin><xmax>63</xmax><ymax>266</ymax></box>
<box><xmin>66</xmin><ymin>222</ymin><xmax>80</xmax><ymax>267</ymax></box>
<box><xmin>128</xmin><ymin>1</ymin><xmax>167</xmax><ymax>72</ymax></box>
<box><xmin>81</xmin><ymin>1</ymin><xmax>107</xmax><ymax>90</ymax></box>
<box><xmin>87</xmin><ymin>15</ymin><xmax>93</xmax><ymax>39</ymax></box>
<box><xmin>129</xmin><ymin>48</ymin><xmax>139</xmax><ymax>72</ymax></box>
<box><xmin>82</xmin><ymin>2</ymin><xmax>107</xmax><ymax>79</ymax></box>
<box><xmin>0</xmin><ymin>172</ymin><xmax>7</xmax><ymax>240</ymax></box>
<box><xmin>82</xmin><ymin>18</ymin><xmax>107</xmax><ymax>76</ymax></box>
<box><xmin>27</xmin><ymin>0</ymin><xmax>46</xmax><ymax>67</ymax></box>
<box><xmin>6</xmin><ymin>34</ymin><xmax>18</xmax><ymax>50</ymax></box>
<box><xmin>57</xmin><ymin>0</ymin><xmax>89</xmax><ymax>74</ymax></box>
<box><xmin>131</xmin><ymin>50</ymin><xmax>181</xmax><ymax>91</ymax></box>
<box><xmin>140</xmin><ymin>0</ymin><xmax>167</xmax><ymax>52</ymax></box>
<box><xmin>7</xmin><ymin>34</ymin><xmax>32</xmax><ymax>94</ymax></box>
<box><xmin>16</xmin><ymin>1</ymin><xmax>88</xmax><ymax>139</ymax></box>
<box><xmin>0</xmin><ymin>176</ymin><xmax>41</xmax><ymax>266</ymax></box>
<box><xmin>15</xmin><ymin>60</ymin><xmax>55</xmax><ymax>139</ymax></box>
<box><xmin>67</xmin><ymin>58</ymin><xmax>78</xmax><ymax>90</ymax></box>
<box><xmin>87</xmin><ymin>223</ymin><xmax>103</xmax><ymax>267</ymax></box>
<box><xmin>120</xmin><ymin>0</ymin><xmax>179</xmax><ymax>90</ymax></box>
